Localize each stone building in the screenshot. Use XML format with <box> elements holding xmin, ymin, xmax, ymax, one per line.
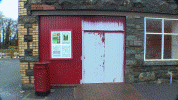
<box><xmin>18</xmin><ymin>0</ymin><xmax>178</xmax><ymax>90</ymax></box>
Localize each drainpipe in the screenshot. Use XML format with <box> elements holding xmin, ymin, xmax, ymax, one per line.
<box><xmin>168</xmin><ymin>71</ymin><xmax>173</xmax><ymax>84</ymax></box>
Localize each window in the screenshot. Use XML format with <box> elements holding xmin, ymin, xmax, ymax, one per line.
<box><xmin>145</xmin><ymin>18</ymin><xmax>178</xmax><ymax>61</ymax></box>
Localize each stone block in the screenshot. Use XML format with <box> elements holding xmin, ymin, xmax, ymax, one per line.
<box><xmin>125</xmin><ymin>68</ymin><xmax>133</xmax><ymax>74</ymax></box>
<box><xmin>18</xmin><ymin>15</ymin><xmax>38</xmax><ymax>24</ymax></box>
<box><xmin>25</xmin><ymin>69</ymin><xmax>34</xmax><ymax>76</ymax></box>
<box><xmin>126</xmin><ymin>29</ymin><xmax>134</xmax><ymax>34</ymax></box>
<box><xmin>126</xmin><ymin>49</ymin><xmax>136</xmax><ymax>54</ymax></box>
<box><xmin>128</xmin><ymin>40</ymin><xmax>134</xmax><ymax>46</ymax></box>
<box><xmin>24</xmin><ymin>24</ymin><xmax>32</xmax><ymax>28</ymax></box>
<box><xmin>24</xmin><ymin>35</ymin><xmax>33</xmax><ymax>42</ymax></box>
<box><xmin>19</xmin><ymin>0</ymin><xmax>27</xmax><ymax>1</ymax></box>
<box><xmin>22</xmin><ymin>83</ymin><xmax>34</xmax><ymax>90</ymax></box>
<box><xmin>136</xmin><ymin>35</ymin><xmax>144</xmax><ymax>41</ymax></box>
<box><xmin>31</xmin><ymin>0</ymin><xmax>41</xmax><ymax>4</ymax></box>
<box><xmin>126</xmin><ymin>35</ymin><xmax>137</xmax><ymax>41</ymax></box>
<box><xmin>127</xmin><ymin>40</ymin><xmax>143</xmax><ymax>47</ymax></box>
<box><xmin>126</xmin><ymin>54</ymin><xmax>135</xmax><ymax>60</ymax></box>
<box><xmin>156</xmin><ymin>72</ymin><xmax>170</xmax><ymax>79</ymax></box>
<box><xmin>152</xmin><ymin>66</ymin><xmax>161</xmax><ymax>71</ymax></box>
<box><xmin>129</xmin><ymin>74</ymin><xmax>136</xmax><ymax>83</ymax></box>
<box><xmin>135</xmin><ymin>48</ymin><xmax>144</xmax><ymax>54</ymax></box>
<box><xmin>125</xmin><ymin>65</ymin><xmax>132</xmax><ymax>69</ymax></box>
<box><xmin>125</xmin><ymin>40</ymin><xmax>129</xmax><ymax>46</ymax></box>
<box><xmin>132</xmin><ymin>72</ymin><xmax>140</xmax><ymax>78</ymax></box>
<box><xmin>139</xmin><ymin>72</ymin><xmax>156</xmax><ymax>82</ymax></box>
<box><xmin>157</xmin><ymin>79</ymin><xmax>170</xmax><ymax>84</ymax></box>
<box><xmin>126</xmin><ymin>16</ymin><xmax>133</xmax><ymax>19</ymax></box>
<box><xmin>20</xmin><ymin>56</ymin><xmax>39</xmax><ymax>62</ymax></box>
<box><xmin>126</xmin><ymin>24</ymin><xmax>135</xmax><ymax>27</ymax></box>
<box><xmin>135</xmin><ymin>54</ymin><xmax>143</xmax><ymax>60</ymax></box>
<box><xmin>133</xmin><ymin>67</ymin><xmax>150</xmax><ymax>72</ymax></box>
<box><xmin>126</xmin><ymin>60</ymin><xmax>137</xmax><ymax>65</ymax></box>
<box><xmin>136</xmin><ymin>25</ymin><xmax>140</xmax><ymax>28</ymax></box>
<box><xmin>124</xmin><ymin>75</ymin><xmax>130</xmax><ymax>83</ymax></box>
<box><xmin>133</xmin><ymin>16</ymin><xmax>141</xmax><ymax>18</ymax></box>
<box><xmin>24</xmin><ymin>49</ymin><xmax>33</xmax><ymax>56</ymax></box>
<box><xmin>134</xmin><ymin>40</ymin><xmax>143</xmax><ymax>46</ymax></box>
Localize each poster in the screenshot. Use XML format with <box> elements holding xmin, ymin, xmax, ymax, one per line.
<box><xmin>51</xmin><ymin>31</ymin><xmax>71</xmax><ymax>59</ymax></box>
<box><xmin>52</xmin><ymin>33</ymin><xmax>61</xmax><ymax>44</ymax></box>
<box><xmin>62</xmin><ymin>45</ymin><xmax>71</xmax><ymax>58</ymax></box>
<box><xmin>52</xmin><ymin>44</ymin><xmax>61</xmax><ymax>57</ymax></box>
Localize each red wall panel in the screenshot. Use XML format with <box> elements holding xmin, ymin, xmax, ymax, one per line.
<box><xmin>39</xmin><ymin>16</ymin><xmax>82</xmax><ymax>84</ymax></box>
<box><xmin>39</xmin><ymin>16</ymin><xmax>125</xmax><ymax>84</ymax></box>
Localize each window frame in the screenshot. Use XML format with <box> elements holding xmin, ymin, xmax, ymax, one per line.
<box><xmin>144</xmin><ymin>17</ymin><xmax>178</xmax><ymax>61</ymax></box>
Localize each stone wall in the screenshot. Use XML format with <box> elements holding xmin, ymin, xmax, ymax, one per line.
<box><xmin>18</xmin><ymin>0</ymin><xmax>39</xmax><ymax>90</ymax></box>
<box><xmin>27</xmin><ymin>0</ymin><xmax>178</xmax><ymax>15</ymax></box>
<box><xmin>18</xmin><ymin>0</ymin><xmax>178</xmax><ymax>90</ymax></box>
<box><xmin>125</xmin><ymin>16</ymin><xmax>178</xmax><ymax>84</ymax></box>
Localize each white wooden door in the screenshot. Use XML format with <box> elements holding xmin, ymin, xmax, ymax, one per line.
<box><xmin>81</xmin><ymin>18</ymin><xmax>125</xmax><ymax>84</ymax></box>
<box><xmin>104</xmin><ymin>33</ymin><xmax>124</xmax><ymax>83</ymax></box>
<box><xmin>82</xmin><ymin>32</ymin><xmax>105</xmax><ymax>83</ymax></box>
<box><xmin>81</xmin><ymin>32</ymin><xmax>124</xmax><ymax>83</ymax></box>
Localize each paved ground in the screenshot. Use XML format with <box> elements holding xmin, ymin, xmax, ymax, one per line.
<box><xmin>22</xmin><ymin>88</ymin><xmax>75</xmax><ymax>100</ymax></box>
<box><xmin>74</xmin><ymin>83</ymin><xmax>145</xmax><ymax>100</ymax></box>
<box><xmin>0</xmin><ymin>58</ymin><xmax>178</xmax><ymax>100</ymax></box>
<box><xmin>22</xmin><ymin>83</ymin><xmax>178</xmax><ymax>100</ymax></box>
<box><xmin>132</xmin><ymin>83</ymin><xmax>178</xmax><ymax>100</ymax></box>
<box><xmin>0</xmin><ymin>59</ymin><xmax>28</xmax><ymax>100</ymax></box>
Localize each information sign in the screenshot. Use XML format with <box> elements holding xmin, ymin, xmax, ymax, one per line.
<box><xmin>50</xmin><ymin>30</ymin><xmax>72</xmax><ymax>59</ymax></box>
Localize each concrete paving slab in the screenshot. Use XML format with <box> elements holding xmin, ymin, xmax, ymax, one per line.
<box><xmin>45</xmin><ymin>87</ymin><xmax>75</xmax><ymax>100</ymax></box>
<box><xmin>22</xmin><ymin>92</ymin><xmax>47</xmax><ymax>100</ymax></box>
<box><xmin>74</xmin><ymin>83</ymin><xmax>146</xmax><ymax>100</ymax></box>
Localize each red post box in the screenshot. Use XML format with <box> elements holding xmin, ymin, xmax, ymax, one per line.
<box><xmin>33</xmin><ymin>62</ymin><xmax>50</xmax><ymax>96</ymax></box>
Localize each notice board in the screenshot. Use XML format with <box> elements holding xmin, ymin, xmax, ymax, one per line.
<box><xmin>50</xmin><ymin>29</ymin><xmax>72</xmax><ymax>60</ymax></box>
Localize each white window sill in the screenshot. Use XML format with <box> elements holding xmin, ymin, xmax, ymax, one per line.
<box><xmin>144</xmin><ymin>60</ymin><xmax>178</xmax><ymax>65</ymax></box>
<box><xmin>144</xmin><ymin>59</ymin><xmax>178</xmax><ymax>61</ymax></box>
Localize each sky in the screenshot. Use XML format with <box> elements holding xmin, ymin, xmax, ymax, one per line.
<box><xmin>0</xmin><ymin>0</ymin><xmax>18</xmax><ymax>20</ymax></box>
<box><xmin>0</xmin><ymin>0</ymin><xmax>18</xmax><ymax>42</ymax></box>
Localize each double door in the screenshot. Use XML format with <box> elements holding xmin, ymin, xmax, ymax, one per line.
<box><xmin>82</xmin><ymin>31</ymin><xmax>124</xmax><ymax>83</ymax></box>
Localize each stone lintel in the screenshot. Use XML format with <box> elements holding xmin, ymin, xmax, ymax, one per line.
<box><xmin>20</xmin><ymin>56</ymin><xmax>39</xmax><ymax>62</ymax></box>
<box><xmin>18</xmin><ymin>15</ymin><xmax>38</xmax><ymax>24</ymax></box>
<box><xmin>22</xmin><ymin>83</ymin><xmax>34</xmax><ymax>90</ymax></box>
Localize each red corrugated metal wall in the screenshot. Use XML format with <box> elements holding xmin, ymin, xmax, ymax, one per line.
<box><xmin>39</xmin><ymin>16</ymin><xmax>125</xmax><ymax>84</ymax></box>
<box><xmin>39</xmin><ymin>16</ymin><xmax>82</xmax><ymax>84</ymax></box>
